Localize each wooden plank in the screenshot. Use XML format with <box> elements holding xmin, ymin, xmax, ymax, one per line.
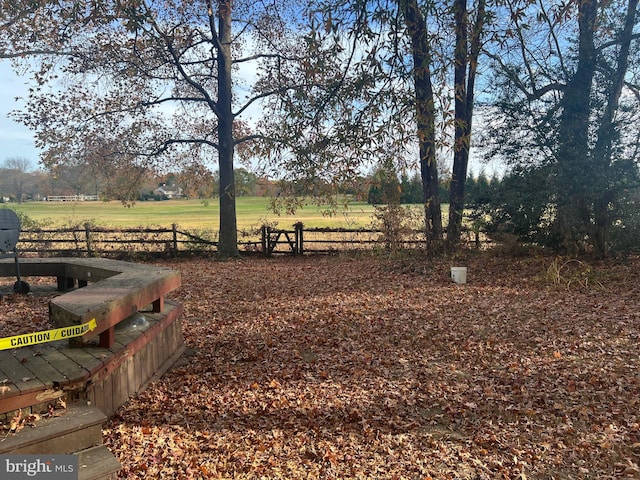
<box><xmin>12</xmin><ymin>347</ymin><xmax>66</xmax><ymax>387</ymax></box>
<box><xmin>150</xmin><ymin>326</ymin><xmax>160</xmax><ymax>373</ymax></box>
<box><xmin>100</xmin><ymin>375</ymin><xmax>114</xmax><ymax>417</ymax></box>
<box><xmin>86</xmin><ymin>382</ymin><xmax>95</xmax><ymax>406</ymax></box>
<box><xmin>0</xmin><ymin>258</ymin><xmax>66</xmax><ymax>278</ymax></box>
<box><xmin>0</xmin><ymin>388</ymin><xmax>65</xmax><ymax>415</ymax></box>
<box><xmin>0</xmin><ymin>403</ymin><xmax>106</xmax><ymax>454</ymax></box>
<box><xmin>114</xmin><ymin>328</ymin><xmax>142</xmax><ymax>347</ymax></box>
<box><xmin>117</xmin><ymin>361</ymin><xmax>129</xmax><ymax>403</ymax></box>
<box><xmin>133</xmin><ymin>347</ymin><xmax>144</xmax><ymax>392</ymax></box>
<box><xmin>78</xmin><ymin>345</ymin><xmax>113</xmax><ymax>367</ymax></box>
<box><xmin>77</xmin><ymin>445</ymin><xmax>121</xmax><ymax>480</ymax></box>
<box><xmin>0</xmin><ymin>361</ymin><xmax>21</xmax><ymax>400</ymax></box>
<box><xmin>138</xmin><ymin>342</ymin><xmax>152</xmax><ymax>390</ymax></box>
<box><xmin>58</xmin><ymin>347</ymin><xmax>106</xmax><ymax>377</ymax></box>
<box><xmin>129</xmin><ymin>354</ymin><xmax>140</xmax><ymax>398</ymax></box>
<box><xmin>125</xmin><ymin>358</ymin><xmax>135</xmax><ymax>401</ymax></box>
<box><xmin>112</xmin><ymin>363</ymin><xmax>126</xmax><ymax>414</ymax></box>
<box><xmin>165</xmin><ymin>326</ymin><xmax>176</xmax><ymax>366</ymax></box>
<box><xmin>87</xmin><ymin>377</ymin><xmax>105</xmax><ymax>412</ymax></box>
<box><xmin>142</xmin><ymin>345</ymin><xmax>154</xmax><ymax>386</ymax></box>
<box><xmin>164</xmin><ymin>322</ymin><xmax>175</xmax><ymax>358</ymax></box>
<box><xmin>38</xmin><ymin>347</ymin><xmax>89</xmax><ymax>384</ymax></box>
<box><xmin>0</xmin><ymin>354</ymin><xmax>45</xmax><ymax>394</ymax></box>
<box><xmin>107</xmin><ymin>336</ymin><xmax>127</xmax><ymax>356</ymax></box>
<box><xmin>171</xmin><ymin>320</ymin><xmax>185</xmax><ymax>353</ymax></box>
<box><xmin>0</xmin><ymin>403</ymin><xmax>105</xmax><ymax>454</ymax></box>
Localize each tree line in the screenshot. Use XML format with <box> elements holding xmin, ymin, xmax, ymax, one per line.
<box><xmin>0</xmin><ymin>157</ymin><xmax>260</xmax><ymax>203</ymax></box>
<box><xmin>1</xmin><ymin>0</ymin><xmax>638</xmax><ymax>257</ymax></box>
<box><xmin>4</xmin><ymin>152</ymin><xmax>492</xmax><ymax>209</ymax></box>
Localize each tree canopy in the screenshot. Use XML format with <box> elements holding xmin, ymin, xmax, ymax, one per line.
<box><xmin>2</xmin><ymin>0</ymin><xmax>639</xmax><ymax>256</ymax></box>
<box><xmin>1</xmin><ymin>0</ymin><xmax>313</xmax><ymax>256</ymax></box>
<box><xmin>480</xmin><ymin>0</ymin><xmax>640</xmax><ymax>256</ymax></box>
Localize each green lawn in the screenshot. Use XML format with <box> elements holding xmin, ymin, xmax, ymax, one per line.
<box><xmin>7</xmin><ymin>198</ymin><xmax>381</xmax><ymax>231</ymax></box>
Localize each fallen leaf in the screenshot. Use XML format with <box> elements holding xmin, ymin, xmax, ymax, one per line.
<box><xmin>5</xmin><ymin>255</ymin><xmax>640</xmax><ymax>479</ymax></box>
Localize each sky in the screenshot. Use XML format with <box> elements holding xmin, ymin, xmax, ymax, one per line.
<box><xmin>0</xmin><ymin>59</ymin><xmax>503</xmax><ymax>178</ymax></box>
<box><xmin>0</xmin><ymin>61</ymin><xmax>40</xmax><ymax>168</ymax></box>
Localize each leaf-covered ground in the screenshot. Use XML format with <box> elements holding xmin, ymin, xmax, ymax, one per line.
<box><xmin>3</xmin><ymin>253</ymin><xmax>640</xmax><ymax>478</ymax></box>
<box><xmin>102</xmin><ymin>253</ymin><xmax>640</xmax><ymax>479</ymax></box>
<box><xmin>0</xmin><ymin>276</ymin><xmax>57</xmax><ymax>339</ymax></box>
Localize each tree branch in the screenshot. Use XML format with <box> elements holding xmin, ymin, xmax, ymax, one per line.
<box><xmin>141</xmin><ymin>96</ymin><xmax>211</xmax><ymax>107</ymax></box>
<box><xmin>234</xmin><ymin>52</ymin><xmax>300</xmax><ymax>64</ymax></box>
<box><xmin>597</xmin><ymin>32</ymin><xmax>640</xmax><ymax>52</ymax></box>
<box><xmin>0</xmin><ymin>49</ymin><xmax>76</xmax><ymax>58</ymax></box>
<box><xmin>486</xmin><ymin>51</ymin><xmax>566</xmax><ymax>101</ymax></box>
<box><xmin>147</xmin><ymin>15</ymin><xmax>221</xmax><ymax>118</ymax></box>
<box><xmin>141</xmin><ymin>138</ymin><xmax>220</xmax><ymax>156</ymax></box>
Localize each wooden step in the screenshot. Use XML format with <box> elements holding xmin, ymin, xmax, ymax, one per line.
<box><xmin>0</xmin><ymin>403</ymin><xmax>105</xmax><ymax>454</ymax></box>
<box><xmin>78</xmin><ymin>444</ymin><xmax>121</xmax><ymax>480</ymax></box>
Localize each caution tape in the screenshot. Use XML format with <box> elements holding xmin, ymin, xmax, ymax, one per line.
<box><xmin>0</xmin><ymin>319</ymin><xmax>97</xmax><ymax>351</ymax></box>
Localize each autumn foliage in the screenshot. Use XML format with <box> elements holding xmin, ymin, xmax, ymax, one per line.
<box><xmin>2</xmin><ymin>253</ymin><xmax>640</xmax><ymax>478</ymax></box>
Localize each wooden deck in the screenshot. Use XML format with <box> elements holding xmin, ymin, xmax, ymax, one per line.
<box><xmin>1</xmin><ymin>299</ymin><xmax>184</xmax><ymax>418</ymax></box>
<box><xmin>1</xmin><ymin>257</ymin><xmax>185</xmax><ymax>419</ymax></box>
<box><xmin>1</xmin><ymin>257</ymin><xmax>182</xmax><ymax>348</ymax></box>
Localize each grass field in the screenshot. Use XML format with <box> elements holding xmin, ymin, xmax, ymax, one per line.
<box><xmin>7</xmin><ymin>198</ymin><xmax>382</xmax><ymax>231</ymax></box>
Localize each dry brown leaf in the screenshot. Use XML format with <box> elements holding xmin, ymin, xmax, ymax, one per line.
<box><xmin>5</xmin><ymin>255</ymin><xmax>640</xmax><ymax>479</ymax></box>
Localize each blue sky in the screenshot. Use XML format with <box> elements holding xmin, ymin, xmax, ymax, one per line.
<box><xmin>0</xmin><ymin>59</ymin><xmax>502</xmax><ymax>177</ymax></box>
<box><xmin>0</xmin><ymin>61</ymin><xmax>40</xmax><ymax>168</ymax></box>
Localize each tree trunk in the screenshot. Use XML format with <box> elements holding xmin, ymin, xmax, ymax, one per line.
<box><xmin>447</xmin><ymin>0</ymin><xmax>484</xmax><ymax>248</ymax></box>
<box><xmin>552</xmin><ymin>0</ymin><xmax>598</xmax><ymax>253</ymax></box>
<box><xmin>216</xmin><ymin>0</ymin><xmax>239</xmax><ymax>257</ymax></box>
<box><xmin>400</xmin><ymin>0</ymin><xmax>443</xmax><ymax>250</ymax></box>
<box><xmin>447</xmin><ymin>0</ymin><xmax>469</xmax><ymax>247</ymax></box>
<box><xmin>589</xmin><ymin>0</ymin><xmax>638</xmax><ymax>258</ymax></box>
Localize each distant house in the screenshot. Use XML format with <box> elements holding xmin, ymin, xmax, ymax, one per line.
<box><xmin>154</xmin><ymin>185</ymin><xmax>183</xmax><ymax>199</ymax></box>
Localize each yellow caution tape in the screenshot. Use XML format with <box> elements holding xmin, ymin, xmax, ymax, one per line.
<box><xmin>0</xmin><ymin>319</ymin><xmax>97</xmax><ymax>351</ymax></box>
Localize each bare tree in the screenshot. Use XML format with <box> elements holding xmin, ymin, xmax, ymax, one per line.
<box><xmin>1</xmin><ymin>0</ymin><xmax>311</xmax><ymax>256</ymax></box>
<box><xmin>2</xmin><ymin>156</ymin><xmax>33</xmax><ymax>202</ymax></box>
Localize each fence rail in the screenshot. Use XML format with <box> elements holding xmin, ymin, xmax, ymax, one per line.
<box><xmin>15</xmin><ymin>223</ymin><xmax>484</xmax><ymax>258</ymax></box>
<box><xmin>44</xmin><ymin>195</ymin><xmax>99</xmax><ymax>202</ymax></box>
<box><xmin>17</xmin><ymin>224</ymin><xmax>217</xmax><ymax>258</ymax></box>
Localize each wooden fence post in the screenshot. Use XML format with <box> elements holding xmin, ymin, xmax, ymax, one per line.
<box><xmin>172</xmin><ymin>224</ymin><xmax>178</xmax><ymax>257</ymax></box>
<box><xmin>84</xmin><ymin>223</ymin><xmax>93</xmax><ymax>257</ymax></box>
<box><xmin>261</xmin><ymin>225</ymin><xmax>270</xmax><ymax>257</ymax></box>
<box><xmin>294</xmin><ymin>222</ymin><xmax>304</xmax><ymax>255</ymax></box>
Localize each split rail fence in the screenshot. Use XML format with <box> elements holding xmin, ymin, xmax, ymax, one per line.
<box><xmin>15</xmin><ymin>223</ymin><xmax>484</xmax><ymax>258</ymax></box>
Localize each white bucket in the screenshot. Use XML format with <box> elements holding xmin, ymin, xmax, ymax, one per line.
<box><xmin>451</xmin><ymin>266</ymin><xmax>467</xmax><ymax>284</ymax></box>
